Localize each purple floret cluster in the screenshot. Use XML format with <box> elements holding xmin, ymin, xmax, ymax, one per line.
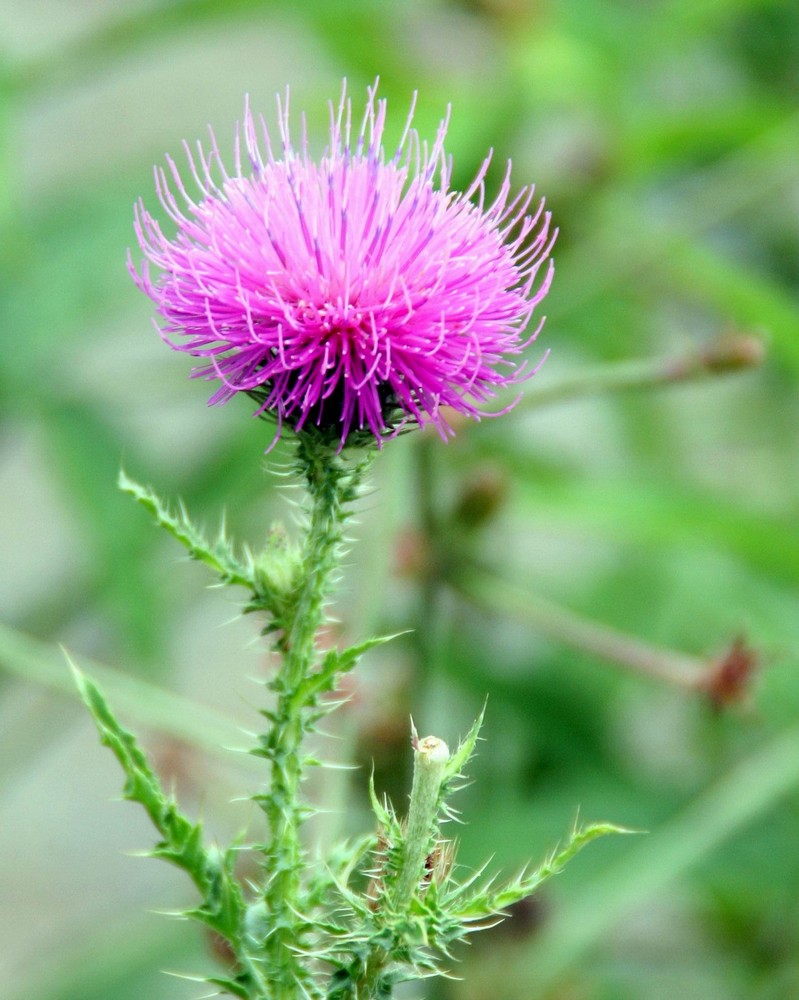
<box><xmin>131</xmin><ymin>82</ymin><xmax>555</xmax><ymax>447</ymax></box>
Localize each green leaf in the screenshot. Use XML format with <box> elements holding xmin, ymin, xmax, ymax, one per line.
<box><xmin>205</xmin><ymin>976</ymin><xmax>250</xmax><ymax>999</ymax></box>
<box><xmin>368</xmin><ymin>769</ymin><xmax>398</xmax><ymax>833</ymax></box>
<box><xmin>70</xmin><ymin>656</ymin><xmax>246</xmax><ymax>943</ymax></box>
<box><xmin>443</xmin><ymin>703</ymin><xmax>486</xmax><ymax>785</ymax></box>
<box><xmin>299</xmin><ymin>632</ymin><xmax>409</xmax><ymax>707</ymax></box>
<box><xmin>449</xmin><ymin>821</ymin><xmax>635</xmax><ymax>925</ymax></box>
<box><xmin>118</xmin><ymin>468</ymin><xmax>254</xmax><ymax>589</ymax></box>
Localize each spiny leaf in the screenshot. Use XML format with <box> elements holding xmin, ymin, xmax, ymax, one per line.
<box><xmin>118</xmin><ymin>468</ymin><xmax>253</xmax><ymax>588</ymax></box>
<box><xmin>300</xmin><ymin>632</ymin><xmax>409</xmax><ymax>706</ymax></box>
<box><xmin>332</xmin><ymin>632</ymin><xmax>411</xmax><ymax>674</ymax></box>
<box><xmin>165</xmin><ymin>969</ymin><xmax>252</xmax><ymax>998</ymax></box>
<box><xmin>70</xmin><ymin>656</ymin><xmax>246</xmax><ymax>942</ymax></box>
<box><xmin>451</xmin><ymin>821</ymin><xmax>636</xmax><ymax>920</ymax></box>
<box><xmin>368</xmin><ymin>770</ymin><xmax>397</xmax><ymax>831</ymax></box>
<box><xmin>71</xmin><ymin>657</ymin><xmax>169</xmax><ymax>819</ymax></box>
<box><xmin>443</xmin><ymin>702</ymin><xmax>486</xmax><ymax>785</ymax></box>
<box><xmin>205</xmin><ymin>977</ymin><xmax>250</xmax><ymax>999</ymax></box>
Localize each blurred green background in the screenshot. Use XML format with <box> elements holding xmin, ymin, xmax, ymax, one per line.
<box><xmin>1</xmin><ymin>1</ymin><xmax>798</xmax><ymax>998</ymax></box>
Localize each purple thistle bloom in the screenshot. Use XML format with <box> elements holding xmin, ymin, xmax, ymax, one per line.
<box><xmin>131</xmin><ymin>82</ymin><xmax>556</xmax><ymax>448</ymax></box>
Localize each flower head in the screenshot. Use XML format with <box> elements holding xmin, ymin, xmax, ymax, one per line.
<box><xmin>131</xmin><ymin>82</ymin><xmax>555</xmax><ymax>447</ymax></box>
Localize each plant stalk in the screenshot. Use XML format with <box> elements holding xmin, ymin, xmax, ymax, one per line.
<box><xmin>392</xmin><ymin>732</ymin><xmax>449</xmax><ymax>908</ymax></box>
<box><xmin>260</xmin><ymin>435</ymin><xmax>367</xmax><ymax>996</ymax></box>
<box><xmin>517</xmin><ymin>333</ymin><xmax>764</xmax><ymax>413</ymax></box>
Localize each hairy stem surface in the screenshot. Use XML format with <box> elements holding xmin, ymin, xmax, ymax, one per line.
<box><xmin>260</xmin><ymin>435</ymin><xmax>370</xmax><ymax>996</ymax></box>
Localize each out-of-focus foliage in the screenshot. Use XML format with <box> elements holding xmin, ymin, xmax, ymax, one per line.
<box><xmin>0</xmin><ymin>1</ymin><xmax>797</xmax><ymax>998</ymax></box>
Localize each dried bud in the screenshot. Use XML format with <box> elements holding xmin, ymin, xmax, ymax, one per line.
<box><xmin>701</xmin><ymin>333</ymin><xmax>766</xmax><ymax>372</ymax></box>
<box><xmin>702</xmin><ymin>636</ymin><xmax>759</xmax><ymax>709</ymax></box>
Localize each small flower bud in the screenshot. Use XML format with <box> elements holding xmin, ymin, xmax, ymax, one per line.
<box><xmin>253</xmin><ymin>523</ymin><xmax>301</xmax><ymax>601</ymax></box>
<box><xmin>244</xmin><ymin>900</ymin><xmax>270</xmax><ymax>946</ymax></box>
<box><xmin>412</xmin><ymin>733</ymin><xmax>450</xmax><ymax>766</ymax></box>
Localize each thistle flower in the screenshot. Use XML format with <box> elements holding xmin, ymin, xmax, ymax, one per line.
<box><xmin>131</xmin><ymin>82</ymin><xmax>555</xmax><ymax>447</ymax></box>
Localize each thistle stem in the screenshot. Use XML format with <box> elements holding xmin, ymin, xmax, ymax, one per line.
<box><xmin>259</xmin><ymin>435</ymin><xmax>369</xmax><ymax>996</ymax></box>
<box><xmin>392</xmin><ymin>732</ymin><xmax>449</xmax><ymax>908</ymax></box>
<box><xmin>342</xmin><ymin>734</ymin><xmax>450</xmax><ymax>1000</ymax></box>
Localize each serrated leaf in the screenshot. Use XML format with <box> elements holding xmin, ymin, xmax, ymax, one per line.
<box><xmin>443</xmin><ymin>703</ymin><xmax>486</xmax><ymax>784</ymax></box>
<box><xmin>71</xmin><ymin>656</ymin><xmax>246</xmax><ymax>942</ymax></box>
<box><xmin>451</xmin><ymin>821</ymin><xmax>635</xmax><ymax>921</ymax></box>
<box><xmin>118</xmin><ymin>468</ymin><xmax>254</xmax><ymax>588</ymax></box>
<box><xmin>298</xmin><ymin>632</ymin><xmax>409</xmax><ymax>707</ymax></box>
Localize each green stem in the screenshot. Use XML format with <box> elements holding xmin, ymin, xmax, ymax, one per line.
<box><xmin>344</xmin><ymin>734</ymin><xmax>449</xmax><ymax>1000</ymax></box>
<box><xmin>392</xmin><ymin>732</ymin><xmax>449</xmax><ymax>908</ymax></box>
<box><xmin>259</xmin><ymin>434</ymin><xmax>369</xmax><ymax>996</ymax></box>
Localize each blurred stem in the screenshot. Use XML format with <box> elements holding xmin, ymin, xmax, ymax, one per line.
<box><xmin>524</xmin><ymin>718</ymin><xmax>799</xmax><ymax>991</ymax></box>
<box><xmin>414</xmin><ymin>434</ymin><xmax>446</xmax><ymax>678</ymax></box>
<box><xmin>518</xmin><ymin>334</ymin><xmax>764</xmax><ymax>412</ymax></box>
<box><xmin>452</xmin><ymin>566</ymin><xmax>705</xmax><ymax>691</ymax></box>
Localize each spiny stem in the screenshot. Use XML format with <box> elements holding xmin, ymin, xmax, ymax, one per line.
<box><xmin>392</xmin><ymin>731</ymin><xmax>449</xmax><ymax>908</ymax></box>
<box><xmin>344</xmin><ymin>733</ymin><xmax>450</xmax><ymax>1000</ymax></box>
<box><xmin>260</xmin><ymin>434</ymin><xmax>370</xmax><ymax>995</ymax></box>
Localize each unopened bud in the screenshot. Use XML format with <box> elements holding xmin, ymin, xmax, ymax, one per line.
<box><xmin>253</xmin><ymin>522</ymin><xmax>301</xmax><ymax>599</ymax></box>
